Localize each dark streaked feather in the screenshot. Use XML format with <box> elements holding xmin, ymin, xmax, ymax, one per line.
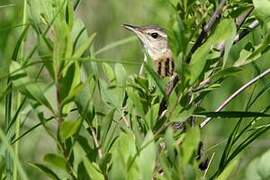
<box><xmin>154</xmin><ymin>57</ymin><xmax>174</xmax><ymax>77</ymax></box>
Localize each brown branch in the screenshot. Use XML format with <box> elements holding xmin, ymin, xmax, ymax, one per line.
<box><xmin>165</xmin><ymin>74</ymin><xmax>180</xmax><ymax>97</ymax></box>
<box><xmin>186</xmin><ymin>0</ymin><xmax>227</xmax><ymax>63</ymax></box>
<box><xmin>234</xmin><ymin>20</ymin><xmax>259</xmax><ymax>43</ymax></box>
<box><xmin>158</xmin><ymin>74</ymin><xmax>180</xmax><ymax>117</ymax></box>
<box><xmin>200</xmin><ymin>68</ymin><xmax>270</xmax><ymax>128</ymax></box>
<box><xmin>235</xmin><ymin>6</ymin><xmax>254</xmax><ymax>29</ymax></box>
<box><xmin>90</xmin><ymin>127</ymin><xmax>103</xmax><ymax>158</ymax></box>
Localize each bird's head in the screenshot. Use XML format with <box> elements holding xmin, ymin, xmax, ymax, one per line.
<box><xmin>123</xmin><ymin>24</ymin><xmax>171</xmax><ymax>61</ymax></box>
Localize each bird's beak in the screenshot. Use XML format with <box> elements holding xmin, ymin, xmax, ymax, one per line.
<box><xmin>122</xmin><ymin>24</ymin><xmax>146</xmax><ymax>43</ymax></box>
<box><xmin>122</xmin><ymin>24</ymin><xmax>144</xmax><ymax>36</ymax></box>
<box><xmin>122</xmin><ymin>24</ymin><xmax>138</xmax><ymax>32</ymax></box>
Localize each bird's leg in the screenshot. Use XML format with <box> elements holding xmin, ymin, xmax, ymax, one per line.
<box><xmin>139</xmin><ymin>53</ymin><xmax>147</xmax><ymax>76</ymax></box>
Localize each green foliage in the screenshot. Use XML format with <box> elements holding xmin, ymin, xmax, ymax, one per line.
<box><xmin>1</xmin><ymin>0</ymin><xmax>270</xmax><ymax>179</ymax></box>
<box><xmin>245</xmin><ymin>149</ymin><xmax>270</xmax><ymax>180</ymax></box>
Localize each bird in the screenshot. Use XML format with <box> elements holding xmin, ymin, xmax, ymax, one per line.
<box><xmin>123</xmin><ymin>24</ymin><xmax>174</xmax><ymax>77</ymax></box>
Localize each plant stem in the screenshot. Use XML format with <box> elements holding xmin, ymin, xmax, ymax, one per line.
<box><xmin>13</xmin><ymin>1</ymin><xmax>28</xmax><ymax>179</ymax></box>
<box><xmin>5</xmin><ymin>85</ymin><xmax>13</xmax><ymax>180</ymax></box>
<box><xmin>0</xmin><ymin>129</ymin><xmax>28</xmax><ymax>180</ymax></box>
<box><xmin>200</xmin><ymin>68</ymin><xmax>270</xmax><ymax>128</ymax></box>
<box><xmin>90</xmin><ymin>127</ymin><xmax>103</xmax><ymax>158</ymax></box>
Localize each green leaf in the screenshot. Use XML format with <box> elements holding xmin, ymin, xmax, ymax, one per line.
<box><xmin>0</xmin><ymin>161</ymin><xmax>5</xmax><ymax>179</ymax></box>
<box><xmin>77</xmin><ymin>162</ymin><xmax>90</xmax><ymax>180</ymax></box>
<box><xmin>164</xmin><ymin>127</ymin><xmax>176</xmax><ymax>164</ymax></box>
<box><xmin>213</xmin><ymin>67</ymin><xmax>242</xmax><ymax>81</ymax></box>
<box><xmin>37</xmin><ymin>31</ymin><xmax>54</xmax><ymax>79</ymax></box>
<box><xmin>9</xmin><ymin>61</ymin><xmax>53</xmax><ymax>111</ymax></box>
<box><xmin>28</xmin><ymin>0</ymin><xmax>54</xmax><ymax>24</ymax></box>
<box><xmin>102</xmin><ymin>63</ymin><xmax>115</xmax><ymax>82</ymax></box>
<box><xmin>60</xmin><ymin>62</ymin><xmax>80</xmax><ymax>102</ymax></box>
<box><xmin>100</xmin><ymin>109</ymin><xmax>116</xmax><ymax>145</ymax></box>
<box><xmin>138</xmin><ymin>131</ymin><xmax>156</xmax><ymax>180</ymax></box>
<box><xmin>144</xmin><ymin>63</ymin><xmax>165</xmax><ymax>96</ymax></box>
<box><xmin>234</xmin><ymin>35</ymin><xmax>270</xmax><ymax>67</ymax></box>
<box><xmin>43</xmin><ymin>153</ymin><xmax>66</xmax><ymax>170</ymax></box>
<box><xmin>73</xmin><ymin>33</ymin><xmax>96</xmax><ymax>58</ymax></box>
<box><xmin>253</xmin><ymin>0</ymin><xmax>270</xmax><ymax>22</ymax></box>
<box><xmin>0</xmin><ymin>59</ymin><xmax>10</xmax><ymax>101</ymax></box>
<box><xmin>75</xmin><ymin>77</ymin><xmax>96</xmax><ymax>123</ymax></box>
<box><xmin>189</xmin><ymin>19</ymin><xmax>236</xmax><ymax>84</ymax></box>
<box><xmin>60</xmin><ymin>61</ymin><xmax>82</xmax><ymax>114</ymax></box>
<box><xmin>71</xmin><ymin>18</ymin><xmax>89</xmax><ymax>54</ymax></box>
<box><xmin>30</xmin><ymin>163</ymin><xmax>61</xmax><ymax>180</ymax></box>
<box><xmin>99</xmin><ymin>79</ymin><xmax>124</xmax><ymax>109</ymax></box>
<box><xmin>171</xmin><ymin>107</ymin><xmax>194</xmax><ymax>122</ymax></box>
<box><xmin>145</xmin><ymin>104</ymin><xmax>160</xmax><ymax>129</ymax></box>
<box><xmin>83</xmin><ymin>158</ymin><xmax>105</xmax><ymax>180</ymax></box>
<box><xmin>196</xmin><ymin>111</ymin><xmax>270</xmax><ymax>118</ymax></box>
<box><xmin>188</xmin><ymin>41</ymin><xmax>210</xmax><ymax>84</ymax></box>
<box><xmin>24</xmin><ymin>83</ymin><xmax>53</xmax><ymax>111</ymax></box>
<box><xmin>217</xmin><ymin>158</ymin><xmax>239</xmax><ymax>180</ymax></box>
<box><xmin>127</xmin><ymin>89</ymin><xmax>146</xmax><ymax>117</ymax></box>
<box><xmin>60</xmin><ymin>120</ymin><xmax>81</xmax><ymax>141</ymax></box>
<box><xmin>115</xmin><ymin>63</ymin><xmax>127</xmax><ymax>86</ymax></box>
<box><xmin>12</xmin><ymin>24</ymin><xmax>29</xmax><ymax>61</ymax></box>
<box><xmin>168</xmin><ymin>14</ymin><xmax>187</xmax><ymax>56</ymax></box>
<box><xmin>62</xmin><ymin>83</ymin><xmax>83</xmax><ymax>109</ymax></box>
<box><xmin>110</xmin><ymin>132</ymin><xmax>138</xmax><ymax>180</ymax></box>
<box><xmin>65</xmin><ymin>0</ymin><xmax>74</xmax><ymax>28</ymax></box>
<box><xmin>245</xmin><ymin>149</ymin><xmax>270</xmax><ymax>180</ymax></box>
<box><xmin>181</xmin><ymin>126</ymin><xmax>200</xmax><ymax>164</ymax></box>
<box><xmin>167</xmin><ymin>91</ymin><xmax>194</xmax><ymax>122</ymax></box>
<box><xmin>74</xmin><ymin>140</ymin><xmax>102</xmax><ymax>180</ymax></box>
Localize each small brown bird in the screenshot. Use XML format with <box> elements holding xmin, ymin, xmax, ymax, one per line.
<box><xmin>123</xmin><ymin>24</ymin><xmax>174</xmax><ymax>77</ymax></box>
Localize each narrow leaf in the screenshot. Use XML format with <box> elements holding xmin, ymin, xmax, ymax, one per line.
<box><xmin>196</xmin><ymin>111</ymin><xmax>270</xmax><ymax>118</ymax></box>
<box><xmin>60</xmin><ymin>120</ymin><xmax>81</xmax><ymax>141</ymax></box>
<box><xmin>30</xmin><ymin>163</ymin><xmax>61</xmax><ymax>180</ymax></box>
<box><xmin>43</xmin><ymin>153</ymin><xmax>66</xmax><ymax>170</ymax></box>
<box><xmin>73</xmin><ymin>33</ymin><xmax>96</xmax><ymax>58</ymax></box>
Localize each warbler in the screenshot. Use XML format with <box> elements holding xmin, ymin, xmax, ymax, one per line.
<box><xmin>123</xmin><ymin>24</ymin><xmax>174</xmax><ymax>77</ymax></box>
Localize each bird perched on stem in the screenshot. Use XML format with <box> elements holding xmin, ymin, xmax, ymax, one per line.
<box><xmin>123</xmin><ymin>24</ymin><xmax>174</xmax><ymax>77</ymax></box>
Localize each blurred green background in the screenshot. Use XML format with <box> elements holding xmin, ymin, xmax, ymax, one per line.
<box><xmin>1</xmin><ymin>0</ymin><xmax>270</xmax><ymax>179</ymax></box>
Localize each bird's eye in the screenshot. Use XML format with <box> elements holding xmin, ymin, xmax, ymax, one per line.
<box><xmin>150</xmin><ymin>32</ymin><xmax>159</xmax><ymax>39</ymax></box>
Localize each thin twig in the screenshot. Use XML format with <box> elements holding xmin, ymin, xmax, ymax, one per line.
<box><xmin>121</xmin><ymin>111</ymin><xmax>130</xmax><ymax>128</ymax></box>
<box><xmin>165</xmin><ymin>74</ymin><xmax>180</xmax><ymax>96</ymax></box>
<box><xmin>200</xmin><ymin>68</ymin><xmax>270</xmax><ymax>128</ymax></box>
<box><xmin>186</xmin><ymin>0</ymin><xmax>227</xmax><ymax>63</ymax></box>
<box><xmin>203</xmin><ymin>153</ymin><xmax>215</xmax><ymax>178</ymax></box>
<box><xmin>234</xmin><ymin>20</ymin><xmax>259</xmax><ymax>43</ymax></box>
<box><xmin>0</xmin><ymin>4</ymin><xmax>15</xmax><ymax>8</ymax></box>
<box><xmin>235</xmin><ymin>7</ymin><xmax>254</xmax><ymax>29</ymax></box>
<box><xmin>158</xmin><ymin>74</ymin><xmax>180</xmax><ymax>116</ymax></box>
<box><xmin>90</xmin><ymin>127</ymin><xmax>103</xmax><ymax>158</ymax></box>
